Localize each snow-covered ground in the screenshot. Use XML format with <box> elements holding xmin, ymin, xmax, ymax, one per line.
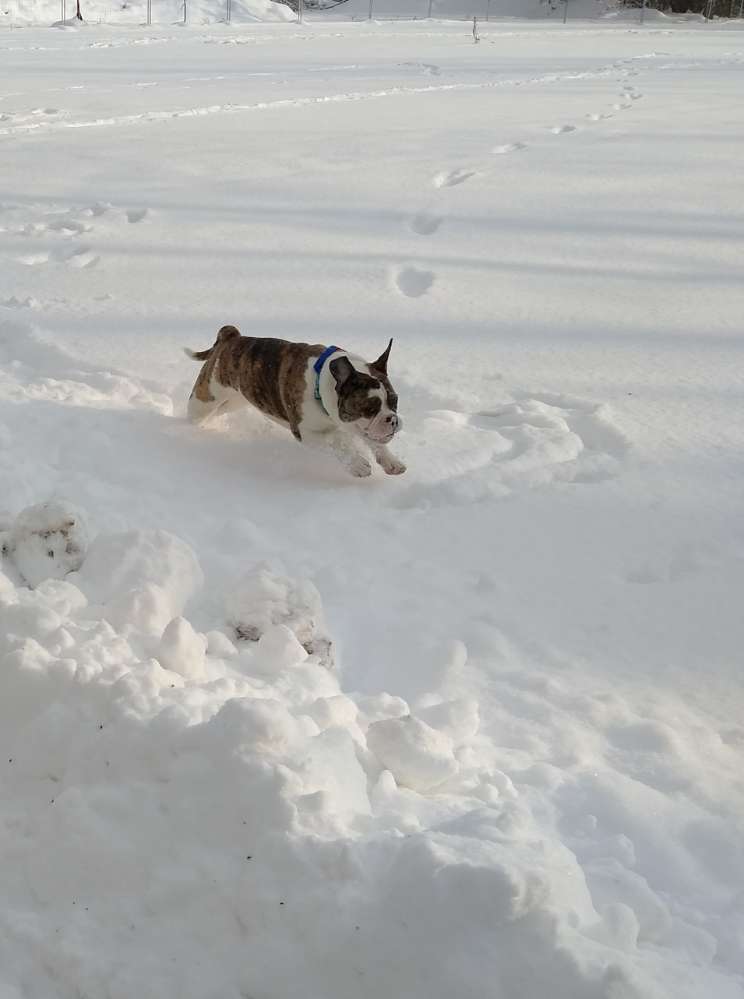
<box><xmin>2</xmin><ymin>15</ymin><xmax>744</xmax><ymax>999</ymax></box>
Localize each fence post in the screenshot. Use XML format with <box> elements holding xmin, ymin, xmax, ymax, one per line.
<box><xmin>369</xmin><ymin>0</ymin><xmax>373</xmax><ymax>20</ymax></box>
<box><xmin>486</xmin><ymin>0</ymin><xmax>490</xmax><ymax>19</ymax></box>
<box><xmin>640</xmin><ymin>0</ymin><xmax>645</xmax><ymax>24</ymax></box>
<box><xmin>298</xmin><ymin>0</ymin><xmax>303</xmax><ymax>23</ymax></box>
<box><xmin>146</xmin><ymin>0</ymin><xmax>151</xmax><ymax>25</ymax></box>
<box><xmin>473</xmin><ymin>14</ymin><xmax>479</xmax><ymax>40</ymax></box>
<box><xmin>427</xmin><ymin>0</ymin><xmax>433</xmax><ymax>17</ymax></box>
<box><xmin>563</xmin><ymin>0</ymin><xmax>568</xmax><ymax>23</ymax></box>
<box><xmin>739</xmin><ymin>0</ymin><xmax>744</xmax><ymax>18</ymax></box>
<box><xmin>61</xmin><ymin>0</ymin><xmax>65</xmax><ymax>20</ymax></box>
<box><xmin>226</xmin><ymin>0</ymin><xmax>231</xmax><ymax>22</ymax></box>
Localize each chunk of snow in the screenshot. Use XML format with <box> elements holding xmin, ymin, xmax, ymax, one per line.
<box><xmin>158</xmin><ymin>617</ymin><xmax>207</xmax><ymax>681</ymax></box>
<box><xmin>7</xmin><ymin>499</ymin><xmax>88</xmax><ymax>587</ymax></box>
<box><xmin>416</xmin><ymin>698</ymin><xmax>480</xmax><ymax>745</ymax></box>
<box><xmin>252</xmin><ymin>624</ymin><xmax>309</xmax><ymax>675</ymax></box>
<box><xmin>72</xmin><ymin>529</ymin><xmax>203</xmax><ymax>620</ymax></box>
<box><xmin>366</xmin><ymin>714</ymin><xmax>460</xmax><ymax>792</ymax></box>
<box><xmin>226</xmin><ymin>564</ymin><xmax>333</xmax><ymax>664</ymax></box>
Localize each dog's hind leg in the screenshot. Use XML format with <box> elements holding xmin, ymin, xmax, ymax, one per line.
<box><xmin>187</xmin><ymin>393</ymin><xmax>227</xmax><ymax>425</ymax></box>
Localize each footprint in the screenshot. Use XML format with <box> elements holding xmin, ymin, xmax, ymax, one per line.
<box><xmin>126</xmin><ymin>208</ymin><xmax>149</xmax><ymax>224</ymax></box>
<box><xmin>586</xmin><ymin>112</ymin><xmax>613</xmax><ymax>121</ymax></box>
<box><xmin>549</xmin><ymin>125</ymin><xmax>576</xmax><ymax>135</ymax></box>
<box><xmin>409</xmin><ymin>213</ymin><xmax>442</xmax><ymax>236</ymax></box>
<box><xmin>16</xmin><ymin>252</ymin><xmax>50</xmax><ymax>266</ymax></box>
<box><xmin>432</xmin><ymin>169</ymin><xmax>476</xmax><ymax>189</ymax></box>
<box><xmin>613</xmin><ymin>103</ymin><xmax>632</xmax><ymax>111</ymax></box>
<box><xmin>1</xmin><ymin>296</ymin><xmax>39</xmax><ymax>309</ymax></box>
<box><xmin>492</xmin><ymin>142</ymin><xmax>526</xmax><ymax>155</ymax></box>
<box><xmin>395</xmin><ymin>267</ymin><xmax>434</xmax><ymax>298</ymax></box>
<box><xmin>46</xmin><ymin>217</ymin><xmax>91</xmax><ymax>235</ymax></box>
<box><xmin>63</xmin><ymin>247</ymin><xmax>99</xmax><ymax>269</ymax></box>
<box><xmin>401</xmin><ymin>61</ymin><xmax>441</xmax><ymax>76</ymax></box>
<box><xmin>81</xmin><ymin>202</ymin><xmax>110</xmax><ymax>217</ymax></box>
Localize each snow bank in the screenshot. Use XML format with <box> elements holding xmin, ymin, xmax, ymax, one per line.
<box><xmin>1</xmin><ymin>500</ymin><xmax>740</xmax><ymax>998</ymax></box>
<box><xmin>317</xmin><ymin>0</ymin><xmax>616</xmax><ymax>20</ymax></box>
<box><xmin>2</xmin><ymin>0</ymin><xmax>294</xmax><ymax>26</ymax></box>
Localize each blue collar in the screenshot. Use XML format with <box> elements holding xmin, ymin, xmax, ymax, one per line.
<box><xmin>313</xmin><ymin>345</ymin><xmax>340</xmax><ymax>415</ymax></box>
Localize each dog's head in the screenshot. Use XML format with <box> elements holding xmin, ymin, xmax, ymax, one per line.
<box><xmin>329</xmin><ymin>340</ymin><xmax>401</xmax><ymax>444</ymax></box>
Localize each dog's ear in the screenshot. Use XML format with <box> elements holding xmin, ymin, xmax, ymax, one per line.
<box><xmin>329</xmin><ymin>355</ymin><xmax>356</xmax><ymax>387</ymax></box>
<box><xmin>372</xmin><ymin>338</ymin><xmax>393</xmax><ymax>375</ymax></box>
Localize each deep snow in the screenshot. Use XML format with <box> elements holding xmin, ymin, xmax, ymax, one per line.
<box><xmin>2</xmin><ymin>14</ymin><xmax>744</xmax><ymax>999</ymax></box>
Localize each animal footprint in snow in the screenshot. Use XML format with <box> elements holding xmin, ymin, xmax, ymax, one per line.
<box><xmin>492</xmin><ymin>142</ymin><xmax>526</xmax><ymax>155</ymax></box>
<box><xmin>409</xmin><ymin>213</ymin><xmax>442</xmax><ymax>236</ymax></box>
<box><xmin>63</xmin><ymin>246</ymin><xmax>99</xmax><ymax>269</ymax></box>
<box><xmin>432</xmin><ymin>169</ymin><xmax>476</xmax><ymax>189</ymax></box>
<box><xmin>401</xmin><ymin>61</ymin><xmax>441</xmax><ymax>76</ymax></box>
<box><xmin>81</xmin><ymin>202</ymin><xmax>111</xmax><ymax>217</ymax></box>
<box><xmin>586</xmin><ymin>112</ymin><xmax>613</xmax><ymax>121</ymax></box>
<box><xmin>16</xmin><ymin>251</ymin><xmax>50</xmax><ymax>266</ymax></box>
<box><xmin>549</xmin><ymin>124</ymin><xmax>576</xmax><ymax>135</ymax></box>
<box><xmin>45</xmin><ymin>216</ymin><xmax>91</xmax><ymax>235</ymax></box>
<box><xmin>395</xmin><ymin>267</ymin><xmax>434</xmax><ymax>298</ymax></box>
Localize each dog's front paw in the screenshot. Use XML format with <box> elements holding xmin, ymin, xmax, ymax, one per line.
<box><xmin>381</xmin><ymin>456</ymin><xmax>407</xmax><ymax>476</ymax></box>
<box><xmin>349</xmin><ymin>455</ymin><xmax>373</xmax><ymax>478</ymax></box>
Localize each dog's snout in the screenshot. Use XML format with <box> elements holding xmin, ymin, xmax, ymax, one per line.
<box><xmin>386</xmin><ymin>413</ymin><xmax>400</xmax><ymax>431</ymax></box>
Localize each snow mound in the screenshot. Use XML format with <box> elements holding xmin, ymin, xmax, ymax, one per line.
<box><xmin>367</xmin><ymin>713</ymin><xmax>460</xmax><ymax>791</ymax></box>
<box><xmin>158</xmin><ymin>615</ymin><xmax>208</xmax><ymax>680</ymax></box>
<box><xmin>72</xmin><ymin>529</ymin><xmax>204</xmax><ymax>636</ymax></box>
<box><xmin>1</xmin><ymin>508</ymin><xmax>742</xmax><ymax>998</ymax></box>
<box><xmin>226</xmin><ymin>563</ymin><xmax>334</xmax><ymax>666</ymax></box>
<box><xmin>4</xmin><ymin>499</ymin><xmax>88</xmax><ymax>587</ymax></box>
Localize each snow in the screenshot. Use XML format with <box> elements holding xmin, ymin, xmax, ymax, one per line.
<box><xmin>5</xmin><ymin>498</ymin><xmax>88</xmax><ymax>586</ymax></box>
<box><xmin>2</xmin><ymin>12</ymin><xmax>744</xmax><ymax>999</ymax></box>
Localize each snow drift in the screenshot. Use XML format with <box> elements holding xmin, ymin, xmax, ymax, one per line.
<box><xmin>1</xmin><ymin>503</ymin><xmax>741</xmax><ymax>999</ymax></box>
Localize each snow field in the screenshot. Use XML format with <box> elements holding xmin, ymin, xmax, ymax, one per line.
<box><xmin>2</xmin><ymin>15</ymin><xmax>744</xmax><ymax>999</ymax></box>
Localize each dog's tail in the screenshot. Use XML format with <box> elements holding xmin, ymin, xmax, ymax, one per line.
<box><xmin>183</xmin><ymin>324</ymin><xmax>241</xmax><ymax>362</ymax></box>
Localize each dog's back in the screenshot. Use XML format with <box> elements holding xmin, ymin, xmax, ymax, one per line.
<box><xmin>186</xmin><ymin>326</ymin><xmax>324</xmax><ymax>437</ymax></box>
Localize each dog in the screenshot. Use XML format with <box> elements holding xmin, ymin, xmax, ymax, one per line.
<box><xmin>185</xmin><ymin>326</ymin><xmax>406</xmax><ymax>478</ymax></box>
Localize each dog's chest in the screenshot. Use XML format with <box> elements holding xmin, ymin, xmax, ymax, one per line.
<box><xmin>297</xmin><ymin>357</ymin><xmax>336</xmax><ymax>434</ymax></box>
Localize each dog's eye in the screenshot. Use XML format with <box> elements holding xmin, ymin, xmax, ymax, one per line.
<box><xmin>363</xmin><ymin>398</ymin><xmax>381</xmax><ymax>418</ymax></box>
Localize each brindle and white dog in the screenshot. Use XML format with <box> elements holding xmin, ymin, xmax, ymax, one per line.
<box><xmin>185</xmin><ymin>326</ymin><xmax>406</xmax><ymax>478</ymax></box>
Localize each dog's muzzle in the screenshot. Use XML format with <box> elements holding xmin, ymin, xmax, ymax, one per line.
<box><xmin>365</xmin><ymin>412</ymin><xmax>400</xmax><ymax>443</ymax></box>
